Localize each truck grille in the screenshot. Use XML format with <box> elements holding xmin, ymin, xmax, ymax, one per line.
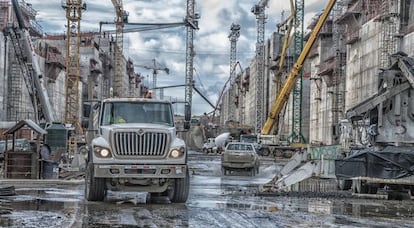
<box><xmin>113</xmin><ymin>131</ymin><xmax>169</xmax><ymax>156</ymax></box>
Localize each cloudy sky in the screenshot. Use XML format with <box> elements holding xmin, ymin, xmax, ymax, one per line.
<box><xmin>28</xmin><ymin>0</ymin><xmax>329</xmax><ymax>116</ymax></box>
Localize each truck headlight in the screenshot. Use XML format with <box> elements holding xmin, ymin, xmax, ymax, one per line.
<box><xmin>169</xmin><ymin>147</ymin><xmax>184</xmax><ymax>158</ymax></box>
<box><xmin>94</xmin><ymin>146</ymin><xmax>112</xmax><ymax>158</ymax></box>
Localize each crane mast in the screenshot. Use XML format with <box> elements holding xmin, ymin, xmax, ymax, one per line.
<box><xmin>228</xmin><ymin>23</ymin><xmax>240</xmax><ymax>122</ymax></box>
<box><xmin>289</xmin><ymin>0</ymin><xmax>305</xmax><ymax>143</ymax></box>
<box><xmin>63</xmin><ymin>0</ymin><xmax>85</xmax><ymax>130</ymax></box>
<box><xmin>251</xmin><ymin>0</ymin><xmax>269</xmax><ymax>133</ymax></box>
<box><xmin>111</xmin><ymin>0</ymin><xmax>128</xmax><ymax>97</ymax></box>
<box><xmin>184</xmin><ymin>0</ymin><xmax>199</xmax><ymax>129</ymax></box>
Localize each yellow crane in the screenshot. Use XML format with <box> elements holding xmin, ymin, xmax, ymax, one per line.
<box><xmin>62</xmin><ymin>0</ymin><xmax>87</xmax><ymax>159</ymax></box>
<box><xmin>63</xmin><ymin>0</ymin><xmax>86</xmax><ymax>132</ymax></box>
<box><xmin>261</xmin><ymin>0</ymin><xmax>337</xmax><ymax>135</ymax></box>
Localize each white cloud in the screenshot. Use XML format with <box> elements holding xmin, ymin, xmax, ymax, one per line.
<box><xmin>27</xmin><ymin>0</ymin><xmax>329</xmax><ymax>115</ymax></box>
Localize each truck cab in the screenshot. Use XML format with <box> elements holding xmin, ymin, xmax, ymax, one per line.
<box><xmin>83</xmin><ymin>98</ymin><xmax>189</xmax><ymax>202</ymax></box>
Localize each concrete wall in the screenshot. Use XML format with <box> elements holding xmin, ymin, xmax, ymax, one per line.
<box><xmin>401</xmin><ymin>32</ymin><xmax>414</xmax><ymax>56</ymax></box>
<box><xmin>345</xmin><ymin>20</ymin><xmax>381</xmax><ymax>111</ymax></box>
<box><xmin>0</xmin><ymin>33</ymin><xmax>6</xmax><ymax>121</ymax></box>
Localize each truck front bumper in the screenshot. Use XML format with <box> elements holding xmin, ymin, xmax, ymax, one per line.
<box><xmin>94</xmin><ymin>164</ymin><xmax>187</xmax><ymax>178</ymax></box>
<box><xmin>222</xmin><ymin>162</ymin><xmax>255</xmax><ymax>169</ymax></box>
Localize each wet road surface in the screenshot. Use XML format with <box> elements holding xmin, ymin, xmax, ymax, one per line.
<box><xmin>0</xmin><ymin>150</ymin><xmax>413</xmax><ymax>227</ymax></box>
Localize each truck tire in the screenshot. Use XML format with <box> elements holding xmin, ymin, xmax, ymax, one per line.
<box><xmin>170</xmin><ymin>168</ymin><xmax>190</xmax><ymax>203</ymax></box>
<box><xmin>262</xmin><ymin>148</ymin><xmax>270</xmax><ymax>156</ymax></box>
<box><xmin>85</xmin><ymin>162</ymin><xmax>106</xmax><ymax>201</ymax></box>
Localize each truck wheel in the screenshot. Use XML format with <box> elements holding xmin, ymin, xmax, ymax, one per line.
<box><xmin>274</xmin><ymin>149</ymin><xmax>283</xmax><ymax>157</ymax></box>
<box><xmin>170</xmin><ymin>168</ymin><xmax>190</xmax><ymax>203</ymax></box>
<box><xmin>85</xmin><ymin>162</ymin><xmax>106</xmax><ymax>201</ymax></box>
<box><xmin>203</xmin><ymin>148</ymin><xmax>208</xmax><ymax>154</ymax></box>
<box><xmin>262</xmin><ymin>148</ymin><xmax>270</xmax><ymax>156</ymax></box>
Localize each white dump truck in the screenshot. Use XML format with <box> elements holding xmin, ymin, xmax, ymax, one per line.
<box><xmin>83</xmin><ymin>98</ymin><xmax>189</xmax><ymax>202</ymax></box>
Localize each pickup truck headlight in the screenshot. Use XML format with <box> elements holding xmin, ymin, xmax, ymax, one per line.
<box><xmin>94</xmin><ymin>146</ymin><xmax>112</xmax><ymax>158</ymax></box>
<box><xmin>169</xmin><ymin>147</ymin><xmax>185</xmax><ymax>158</ymax></box>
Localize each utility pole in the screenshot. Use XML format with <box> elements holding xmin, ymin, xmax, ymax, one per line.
<box><xmin>228</xmin><ymin>23</ymin><xmax>240</xmax><ymax>122</ymax></box>
<box><xmin>251</xmin><ymin>0</ymin><xmax>269</xmax><ymax>133</ymax></box>
<box><xmin>184</xmin><ymin>0</ymin><xmax>199</xmax><ymax>129</ymax></box>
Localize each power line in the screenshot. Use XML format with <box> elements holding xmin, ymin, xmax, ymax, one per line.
<box><xmin>129</xmin><ymin>47</ymin><xmax>254</xmax><ymax>56</ymax></box>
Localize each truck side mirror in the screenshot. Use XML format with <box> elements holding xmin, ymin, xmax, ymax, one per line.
<box><xmin>83</xmin><ymin>103</ymin><xmax>91</xmax><ymax>118</ymax></box>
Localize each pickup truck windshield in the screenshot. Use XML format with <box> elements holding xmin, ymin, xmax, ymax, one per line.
<box><xmin>101</xmin><ymin>102</ymin><xmax>174</xmax><ymax>126</ymax></box>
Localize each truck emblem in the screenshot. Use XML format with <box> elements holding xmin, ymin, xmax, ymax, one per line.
<box><xmin>138</xmin><ymin>129</ymin><xmax>144</xmax><ymax>135</ymax></box>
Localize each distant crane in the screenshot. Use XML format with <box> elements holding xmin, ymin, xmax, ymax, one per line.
<box><xmin>251</xmin><ymin>0</ymin><xmax>270</xmax><ymax>133</ymax></box>
<box><xmin>289</xmin><ymin>0</ymin><xmax>306</xmax><ymax>143</ymax></box>
<box><xmin>134</xmin><ymin>59</ymin><xmax>169</xmax><ymax>99</ymax></box>
<box><xmin>62</xmin><ymin>0</ymin><xmax>86</xmax><ymax>132</ymax></box>
<box><xmin>184</xmin><ymin>0</ymin><xmax>199</xmax><ymax>129</ymax></box>
<box><xmin>228</xmin><ymin>23</ymin><xmax>241</xmax><ymax>122</ymax></box>
<box><xmin>62</xmin><ymin>0</ymin><xmax>87</xmax><ymax>158</ymax></box>
<box><xmin>111</xmin><ymin>0</ymin><xmax>128</xmax><ymax>97</ymax></box>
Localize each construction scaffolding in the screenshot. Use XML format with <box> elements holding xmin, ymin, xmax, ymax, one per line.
<box><xmin>378</xmin><ymin>0</ymin><xmax>401</xmax><ymax>68</ymax></box>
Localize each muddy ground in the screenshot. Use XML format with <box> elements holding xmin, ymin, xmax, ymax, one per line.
<box><xmin>0</xmin><ymin>151</ymin><xmax>413</xmax><ymax>227</ymax></box>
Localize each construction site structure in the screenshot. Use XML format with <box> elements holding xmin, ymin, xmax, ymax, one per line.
<box><xmin>183</xmin><ymin>0</ymin><xmax>199</xmax><ymax>130</ymax></box>
<box><xmin>62</xmin><ymin>0</ymin><xmax>86</xmax><ymax>132</ymax></box>
<box><xmin>1</xmin><ymin>0</ymin><xmax>43</xmax><ymax>122</ymax></box>
<box><xmin>111</xmin><ymin>0</ymin><xmax>128</xmax><ymax>98</ymax></box>
<box><xmin>289</xmin><ymin>0</ymin><xmax>305</xmax><ymax>143</ymax></box>
<box><xmin>134</xmin><ymin>59</ymin><xmax>169</xmax><ymax>99</ymax></box>
<box><xmin>251</xmin><ymin>0</ymin><xmax>269</xmax><ymax>133</ymax></box>
<box><xmin>227</xmin><ymin>23</ymin><xmax>240</xmax><ymax>122</ymax></box>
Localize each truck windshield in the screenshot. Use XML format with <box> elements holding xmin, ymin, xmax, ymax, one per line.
<box><xmin>101</xmin><ymin>102</ymin><xmax>174</xmax><ymax>126</ymax></box>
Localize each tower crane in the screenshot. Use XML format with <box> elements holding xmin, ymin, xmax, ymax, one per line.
<box><xmin>184</xmin><ymin>0</ymin><xmax>199</xmax><ymax>129</ymax></box>
<box><xmin>111</xmin><ymin>0</ymin><xmax>128</xmax><ymax>97</ymax></box>
<box><xmin>134</xmin><ymin>59</ymin><xmax>169</xmax><ymax>99</ymax></box>
<box><xmin>251</xmin><ymin>0</ymin><xmax>270</xmax><ymax>133</ymax></box>
<box><xmin>289</xmin><ymin>0</ymin><xmax>306</xmax><ymax>143</ymax></box>
<box><xmin>62</xmin><ymin>0</ymin><xmax>86</xmax><ymax>132</ymax></box>
<box><xmin>228</xmin><ymin>23</ymin><xmax>241</xmax><ymax>122</ymax></box>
